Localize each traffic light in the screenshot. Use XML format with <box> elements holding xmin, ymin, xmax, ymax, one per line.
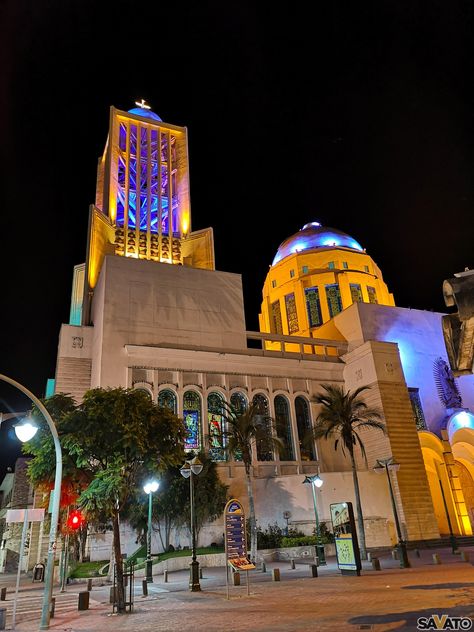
<box><xmin>67</xmin><ymin>509</ymin><xmax>84</xmax><ymax>530</ymax></box>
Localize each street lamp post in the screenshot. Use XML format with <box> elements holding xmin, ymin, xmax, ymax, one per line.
<box><xmin>373</xmin><ymin>457</ymin><xmax>410</xmax><ymax>568</ymax></box>
<box><xmin>303</xmin><ymin>474</ymin><xmax>326</xmax><ymax>565</ymax></box>
<box><xmin>0</xmin><ymin>373</ymin><xmax>63</xmax><ymax>630</ymax></box>
<box><xmin>180</xmin><ymin>456</ymin><xmax>203</xmax><ymax>591</ymax></box>
<box><xmin>436</xmin><ymin>463</ymin><xmax>459</xmax><ymax>554</ymax></box>
<box><xmin>143</xmin><ymin>480</ymin><xmax>159</xmax><ymax>583</ymax></box>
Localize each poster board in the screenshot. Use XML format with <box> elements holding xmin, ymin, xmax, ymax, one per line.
<box><xmin>224</xmin><ymin>498</ymin><xmax>255</xmax><ymax>598</ymax></box>
<box><xmin>330</xmin><ymin>501</ymin><xmax>361</xmax><ymax>576</ymax></box>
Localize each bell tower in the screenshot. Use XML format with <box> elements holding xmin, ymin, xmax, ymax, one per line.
<box><xmin>74</xmin><ymin>102</ymin><xmax>215</xmax><ymax>325</ymax></box>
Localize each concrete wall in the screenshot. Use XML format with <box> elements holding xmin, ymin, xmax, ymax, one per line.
<box><xmin>332</xmin><ymin>303</ymin><xmax>474</xmax><ymax>435</ymax></box>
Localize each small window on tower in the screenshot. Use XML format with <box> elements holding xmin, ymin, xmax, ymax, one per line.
<box><xmin>343</xmin><ymin>261</ymin><xmax>348</xmax><ymax>269</ymax></box>
<box><xmin>290</xmin><ymin>269</ymin><xmax>295</xmax><ymax>278</ymax></box>
<box><xmin>364</xmin><ymin>265</ymin><xmax>369</xmax><ymax>273</ymax></box>
<box><xmin>367</xmin><ymin>286</ymin><xmax>378</xmax><ymax>304</ymax></box>
<box><xmin>272</xmin><ymin>280</ymin><xmax>277</xmax><ymax>288</ymax></box>
<box><xmin>328</xmin><ymin>261</ymin><xmax>335</xmax><ymax>270</ymax></box>
<box><xmin>302</xmin><ymin>265</ymin><xmax>309</xmax><ymax>274</ymax></box>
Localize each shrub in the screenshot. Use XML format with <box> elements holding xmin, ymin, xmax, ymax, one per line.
<box><xmin>281</xmin><ymin>535</ymin><xmax>318</xmax><ymax>547</ymax></box>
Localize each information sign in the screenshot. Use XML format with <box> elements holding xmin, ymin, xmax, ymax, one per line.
<box><xmin>224</xmin><ymin>498</ymin><xmax>255</xmax><ymax>598</ymax></box>
<box><xmin>330</xmin><ymin>501</ymin><xmax>361</xmax><ymax>576</ymax></box>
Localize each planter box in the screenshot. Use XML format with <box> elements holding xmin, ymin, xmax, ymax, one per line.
<box><xmin>257</xmin><ymin>544</ymin><xmax>335</xmax><ymax>563</ymax></box>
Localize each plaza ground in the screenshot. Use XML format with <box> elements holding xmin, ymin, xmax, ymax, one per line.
<box><xmin>1</xmin><ymin>547</ymin><xmax>474</xmax><ymax>631</ymax></box>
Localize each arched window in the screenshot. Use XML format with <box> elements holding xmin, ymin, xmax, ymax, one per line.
<box><xmin>158</xmin><ymin>389</ymin><xmax>177</xmax><ymax>414</ymax></box>
<box><xmin>183</xmin><ymin>391</ymin><xmax>201</xmax><ymax>452</ymax></box>
<box><xmin>230</xmin><ymin>391</ymin><xmax>247</xmax><ymax>415</ymax></box>
<box><xmin>208</xmin><ymin>392</ymin><xmax>226</xmax><ymax>461</ymax></box>
<box><xmin>253</xmin><ymin>393</ymin><xmax>273</xmax><ymax>462</ymax></box>
<box><xmin>295</xmin><ymin>396</ymin><xmax>316</xmax><ymax>461</ymax></box>
<box><xmin>274</xmin><ymin>395</ymin><xmax>295</xmax><ymax>461</ymax></box>
<box><xmin>229</xmin><ymin>392</ymin><xmax>247</xmax><ymax>462</ymax></box>
<box><xmin>134</xmin><ymin>387</ymin><xmax>152</xmax><ymax>398</ymax></box>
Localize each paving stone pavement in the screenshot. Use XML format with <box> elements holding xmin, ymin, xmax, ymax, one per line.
<box><xmin>1</xmin><ymin>548</ymin><xmax>474</xmax><ymax>632</ymax></box>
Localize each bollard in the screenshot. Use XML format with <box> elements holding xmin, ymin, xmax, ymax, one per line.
<box><xmin>232</xmin><ymin>571</ymin><xmax>241</xmax><ymax>586</ymax></box>
<box><xmin>142</xmin><ymin>579</ymin><xmax>148</xmax><ymax>596</ymax></box>
<box><xmin>163</xmin><ymin>569</ymin><xmax>168</xmax><ymax>583</ymax></box>
<box><xmin>391</xmin><ymin>549</ymin><xmax>399</xmax><ymax>560</ymax></box>
<box><xmin>0</xmin><ymin>588</ymin><xmax>5</xmax><ymax>601</ymax></box>
<box><xmin>199</xmin><ymin>567</ymin><xmax>203</xmax><ymax>579</ymax></box>
<box><xmin>78</xmin><ymin>591</ymin><xmax>90</xmax><ymax>611</ymax></box>
<box><xmin>461</xmin><ymin>551</ymin><xmax>470</xmax><ymax>563</ymax></box>
<box><xmin>272</xmin><ymin>568</ymin><xmax>281</xmax><ymax>582</ymax></box>
<box><xmin>261</xmin><ymin>561</ymin><xmax>267</xmax><ymax>573</ymax></box>
<box><xmin>367</xmin><ymin>552</ymin><xmax>372</xmax><ymax>562</ymax></box>
<box><xmin>310</xmin><ymin>564</ymin><xmax>318</xmax><ymax>578</ymax></box>
<box><xmin>290</xmin><ymin>559</ymin><xmax>295</xmax><ymax>570</ymax></box>
<box><xmin>123</xmin><ymin>574</ymin><xmax>128</xmax><ymax>588</ymax></box>
<box><xmin>0</xmin><ymin>607</ymin><xmax>6</xmax><ymax>631</ymax></box>
<box><xmin>87</xmin><ymin>578</ymin><xmax>93</xmax><ymax>592</ymax></box>
<box><xmin>415</xmin><ymin>549</ymin><xmax>420</xmax><ymax>558</ymax></box>
<box><xmin>371</xmin><ymin>557</ymin><xmax>381</xmax><ymax>571</ymax></box>
<box><xmin>432</xmin><ymin>553</ymin><xmax>441</xmax><ymax>565</ymax></box>
<box><xmin>109</xmin><ymin>587</ymin><xmax>116</xmax><ymax>604</ymax></box>
<box><xmin>50</xmin><ymin>596</ymin><xmax>56</xmax><ymax>618</ymax></box>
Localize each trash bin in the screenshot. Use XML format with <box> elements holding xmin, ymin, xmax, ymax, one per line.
<box><xmin>33</xmin><ymin>563</ymin><xmax>45</xmax><ymax>582</ymax></box>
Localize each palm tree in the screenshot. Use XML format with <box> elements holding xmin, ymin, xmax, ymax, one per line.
<box><xmin>312</xmin><ymin>384</ymin><xmax>386</xmax><ymax>560</ymax></box>
<box><xmin>217</xmin><ymin>402</ymin><xmax>283</xmax><ymax>563</ymax></box>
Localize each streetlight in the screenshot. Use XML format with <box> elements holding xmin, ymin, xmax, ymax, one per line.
<box><xmin>180</xmin><ymin>456</ymin><xmax>203</xmax><ymax>591</ymax></box>
<box><xmin>373</xmin><ymin>457</ymin><xmax>410</xmax><ymax>568</ymax></box>
<box><xmin>303</xmin><ymin>473</ymin><xmax>326</xmax><ymax>565</ymax></box>
<box><xmin>0</xmin><ymin>374</ymin><xmax>63</xmax><ymax>630</ymax></box>
<box><xmin>143</xmin><ymin>480</ymin><xmax>159</xmax><ymax>582</ymax></box>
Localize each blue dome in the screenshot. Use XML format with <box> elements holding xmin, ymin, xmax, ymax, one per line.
<box><xmin>272</xmin><ymin>222</ymin><xmax>364</xmax><ymax>265</ymax></box>
<box><xmin>128</xmin><ymin>107</ymin><xmax>162</xmax><ymax>121</ymax></box>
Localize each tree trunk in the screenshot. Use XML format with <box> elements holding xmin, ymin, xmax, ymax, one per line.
<box><xmin>350</xmin><ymin>452</ymin><xmax>367</xmax><ymax>560</ymax></box>
<box><xmin>245</xmin><ymin>464</ymin><xmax>257</xmax><ymax>563</ymax></box>
<box><xmin>112</xmin><ymin>511</ymin><xmax>125</xmax><ymax>613</ymax></box>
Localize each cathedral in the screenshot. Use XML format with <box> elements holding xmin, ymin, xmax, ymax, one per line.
<box><xmin>51</xmin><ymin>103</ymin><xmax>474</xmax><ymax>557</ymax></box>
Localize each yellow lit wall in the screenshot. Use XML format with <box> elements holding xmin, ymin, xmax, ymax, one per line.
<box><xmin>259</xmin><ymin>247</ymin><xmax>395</xmax><ymax>337</ymax></box>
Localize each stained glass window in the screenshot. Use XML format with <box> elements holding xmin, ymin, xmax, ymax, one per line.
<box><xmin>295</xmin><ymin>396</ymin><xmax>316</xmax><ymax>461</ymax></box>
<box><xmin>158</xmin><ymin>389</ymin><xmax>177</xmax><ymax>414</ymax></box>
<box><xmin>285</xmin><ymin>293</ymin><xmax>299</xmax><ymax>334</ymax></box>
<box><xmin>253</xmin><ymin>394</ymin><xmax>273</xmax><ymax>461</ymax></box>
<box><xmin>350</xmin><ymin>283</ymin><xmax>363</xmax><ymax>303</ymax></box>
<box><xmin>208</xmin><ymin>392</ymin><xmax>226</xmax><ymax>461</ymax></box>
<box><xmin>305</xmin><ymin>287</ymin><xmax>322</xmax><ymax>328</ymax></box>
<box><xmin>367</xmin><ymin>286</ymin><xmax>378</xmax><ymax>304</ymax></box>
<box><xmin>275</xmin><ymin>395</ymin><xmax>295</xmax><ymax>461</ymax></box>
<box><xmin>271</xmin><ymin>300</ymin><xmax>283</xmax><ymax>334</ymax></box>
<box><xmin>409</xmin><ymin>388</ymin><xmax>427</xmax><ymax>430</ymax></box>
<box><xmin>325</xmin><ymin>284</ymin><xmax>342</xmax><ymax>318</ymax></box>
<box><xmin>230</xmin><ymin>392</ymin><xmax>247</xmax><ymax>414</ymax></box>
<box><xmin>183</xmin><ymin>390</ymin><xmax>201</xmax><ymax>451</ymax></box>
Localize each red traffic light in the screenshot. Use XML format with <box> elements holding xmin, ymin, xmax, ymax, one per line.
<box><xmin>67</xmin><ymin>510</ymin><xmax>84</xmax><ymax>530</ymax></box>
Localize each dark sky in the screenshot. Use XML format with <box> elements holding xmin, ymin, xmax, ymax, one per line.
<box><xmin>1</xmin><ymin>1</ymin><xmax>473</xmax><ymax>474</ymax></box>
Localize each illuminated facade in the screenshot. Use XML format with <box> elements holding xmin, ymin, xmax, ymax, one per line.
<box><xmin>49</xmin><ymin>104</ymin><xmax>474</xmax><ymax>561</ymax></box>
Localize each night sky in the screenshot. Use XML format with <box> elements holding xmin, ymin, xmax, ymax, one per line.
<box><xmin>1</xmin><ymin>1</ymin><xmax>473</xmax><ymax>475</ymax></box>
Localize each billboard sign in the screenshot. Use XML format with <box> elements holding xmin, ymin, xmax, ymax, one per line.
<box><xmin>330</xmin><ymin>501</ymin><xmax>361</xmax><ymax>575</ymax></box>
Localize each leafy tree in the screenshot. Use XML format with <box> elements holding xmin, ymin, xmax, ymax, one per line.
<box><xmin>125</xmin><ymin>453</ymin><xmax>228</xmax><ymax>552</ymax></box>
<box><xmin>312</xmin><ymin>384</ymin><xmax>386</xmax><ymax>560</ymax></box>
<box><xmin>27</xmin><ymin>388</ymin><xmax>185</xmax><ymax>613</ymax></box>
<box><xmin>219</xmin><ymin>402</ymin><xmax>283</xmax><ymax>563</ymax></box>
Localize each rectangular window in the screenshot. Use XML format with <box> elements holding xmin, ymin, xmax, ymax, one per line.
<box><xmin>364</xmin><ymin>265</ymin><xmax>369</xmax><ymax>272</ymax></box>
<box><xmin>350</xmin><ymin>283</ymin><xmax>363</xmax><ymax>303</ymax></box>
<box><xmin>343</xmin><ymin>261</ymin><xmax>348</xmax><ymax>269</ymax></box>
<box><xmin>408</xmin><ymin>388</ymin><xmax>427</xmax><ymax>430</ymax></box>
<box><xmin>271</xmin><ymin>300</ymin><xmax>283</xmax><ymax>334</ymax></box>
<box><xmin>285</xmin><ymin>293</ymin><xmax>299</xmax><ymax>334</ymax></box>
<box><xmin>305</xmin><ymin>287</ymin><xmax>323</xmax><ymax>327</ymax></box>
<box><xmin>290</xmin><ymin>269</ymin><xmax>295</xmax><ymax>278</ymax></box>
<box><xmin>302</xmin><ymin>265</ymin><xmax>308</xmax><ymax>274</ymax></box>
<box><xmin>367</xmin><ymin>286</ymin><xmax>378</xmax><ymax>304</ymax></box>
<box><xmin>272</xmin><ymin>279</ymin><xmax>277</xmax><ymax>288</ymax></box>
<box><xmin>325</xmin><ymin>284</ymin><xmax>343</xmax><ymax>318</ymax></box>
<box><xmin>328</xmin><ymin>261</ymin><xmax>335</xmax><ymax>269</ymax></box>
